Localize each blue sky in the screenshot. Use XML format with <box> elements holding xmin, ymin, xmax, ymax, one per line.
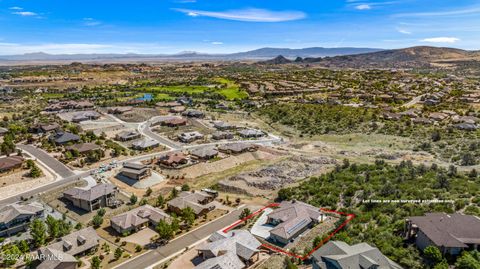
<box><xmin>0</xmin><ymin>0</ymin><xmax>479</xmax><ymax>54</ymax></box>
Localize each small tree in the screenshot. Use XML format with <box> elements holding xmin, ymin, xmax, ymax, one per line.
<box><xmin>46</xmin><ymin>215</ymin><xmax>60</xmax><ymax>239</ymax></box>
<box><xmin>30</xmin><ymin>219</ymin><xmax>47</xmax><ymax>247</ymax></box>
<box><xmin>97</xmin><ymin>208</ymin><xmax>106</xmax><ymax>217</ymax></box>
<box><xmin>156</xmin><ymin>195</ymin><xmax>165</xmax><ymax>207</ymax></box>
<box><xmin>424</xmin><ymin>246</ymin><xmax>443</xmax><ymax>265</ymax></box>
<box><xmin>156</xmin><ymin>220</ymin><xmax>173</xmax><ymax>240</ymax></box>
<box><xmin>139</xmin><ymin>198</ymin><xmax>148</xmax><ymax>206</ymax></box>
<box><xmin>146</xmin><ymin>187</ymin><xmax>152</xmax><ymax>196</ymax></box>
<box><xmin>169</xmin><ymin>188</ymin><xmax>178</xmax><ymax>200</ymax></box>
<box><xmin>29</xmin><ymin>164</ymin><xmax>42</xmax><ymax>178</ymax></box>
<box><xmin>182</xmin><ymin>207</ymin><xmax>195</xmax><ymax>227</ymax></box>
<box><xmin>181</xmin><ymin>184</ymin><xmax>190</xmax><ymax>191</ymax></box>
<box><xmin>114</xmin><ymin>247</ymin><xmax>123</xmax><ymax>260</ymax></box>
<box><xmin>92</xmin><ymin>215</ymin><xmax>104</xmax><ymax>228</ymax></box>
<box><xmin>239</xmin><ymin>208</ymin><xmax>252</xmax><ymax>220</ymax></box>
<box><xmin>2</xmin><ymin>244</ymin><xmax>21</xmax><ymax>266</ymax></box>
<box><xmin>91</xmin><ymin>256</ymin><xmax>101</xmax><ymax>269</ymax></box>
<box><xmin>130</xmin><ymin>194</ymin><xmax>138</xmax><ymax>205</ymax></box>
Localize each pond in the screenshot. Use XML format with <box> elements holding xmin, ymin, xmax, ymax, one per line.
<box><xmin>137</xmin><ymin>93</ymin><xmax>153</xmax><ymax>101</ymax></box>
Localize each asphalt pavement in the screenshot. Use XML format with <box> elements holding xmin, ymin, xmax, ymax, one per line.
<box><xmin>114</xmin><ymin>207</ymin><xmax>243</xmax><ymax>269</ymax></box>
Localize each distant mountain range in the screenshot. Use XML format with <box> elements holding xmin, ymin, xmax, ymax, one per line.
<box><xmin>0</xmin><ymin>47</ymin><xmax>383</xmax><ymax>63</ymax></box>
<box><xmin>260</xmin><ymin>46</ymin><xmax>480</xmax><ymax>68</ymax></box>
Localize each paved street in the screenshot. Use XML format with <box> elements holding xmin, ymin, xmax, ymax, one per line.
<box><xmin>115</xmin><ymin>207</ymin><xmax>244</xmax><ymax>269</ymax></box>
<box><xmin>17</xmin><ymin>144</ymin><xmax>74</xmax><ymax>178</ymax></box>
<box><xmin>139</xmin><ymin>121</ymin><xmax>182</xmax><ymax>150</ymax></box>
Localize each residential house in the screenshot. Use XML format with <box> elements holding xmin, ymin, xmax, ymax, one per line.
<box><xmin>454</xmin><ymin>123</ymin><xmax>478</xmax><ymax>131</ymax></box>
<box><xmin>108</xmin><ymin>106</ymin><xmax>133</xmax><ymax>114</ymax></box>
<box><xmin>162</xmin><ymin>117</ymin><xmax>187</xmax><ymax>127</ymax></box>
<box><xmin>63</xmin><ymin>183</ymin><xmax>118</xmax><ymax>212</ymax></box>
<box><xmin>213</xmin><ymin>121</ymin><xmax>235</xmax><ymax>130</ymax></box>
<box><xmin>190</xmin><ymin>147</ymin><xmax>218</xmax><ymax>160</ymax></box>
<box><xmin>49</xmin><ymin>131</ymin><xmax>80</xmax><ymax>145</ymax></box>
<box><xmin>155</xmin><ymin>101</ymin><xmax>182</xmax><ymax>108</ymax></box>
<box><xmin>266</xmin><ymin>200</ymin><xmax>325</xmax><ymax>245</ymax></box>
<box><xmin>110</xmin><ymin>205</ymin><xmax>171</xmax><ymax>234</ymax></box>
<box><xmin>37</xmin><ymin>227</ymin><xmax>100</xmax><ymax>268</ymax></box>
<box><xmin>218</xmin><ymin>143</ymin><xmax>257</xmax><ymax>154</ymax></box>
<box><xmin>177</xmin><ymin>96</ymin><xmax>193</xmax><ymax>106</ymax></box>
<box><xmin>66</xmin><ymin>143</ymin><xmax>102</xmax><ymax>155</ymax></box>
<box><xmin>238</xmin><ymin>129</ymin><xmax>265</xmax><ymax>138</ymax></box>
<box><xmin>412</xmin><ymin>117</ymin><xmax>433</xmax><ymax>125</ymax></box>
<box><xmin>182</xmin><ymin>109</ymin><xmax>204</xmax><ymax>118</ymax></box>
<box><xmin>151</xmin><ymin>117</ymin><xmax>187</xmax><ymax>127</ymax></box>
<box><xmin>178</xmin><ymin>131</ymin><xmax>204</xmax><ymax>143</ymax></box>
<box><xmin>405</xmin><ymin>213</ymin><xmax>480</xmax><ymax>255</ymax></box>
<box><xmin>311</xmin><ymin>241</ymin><xmax>403</xmax><ymax>269</ymax></box>
<box><xmin>0</xmin><ymin>127</ymin><xmax>7</xmax><ymax>136</ymax></box>
<box><xmin>131</xmin><ymin>138</ymin><xmax>160</xmax><ymax>150</ymax></box>
<box><xmin>452</xmin><ymin>115</ymin><xmax>480</xmax><ymax>124</ymax></box>
<box><xmin>195</xmin><ymin>230</ymin><xmax>262</xmax><ymax>269</ymax></box>
<box><xmin>428</xmin><ymin>112</ymin><xmax>449</xmax><ymax>121</ymax></box>
<box><xmin>382</xmin><ymin>112</ymin><xmax>402</xmax><ymax>121</ymax></box>
<box><xmin>158</xmin><ymin>152</ymin><xmax>188</xmax><ymax>167</ymax></box>
<box><xmin>71</xmin><ymin>111</ymin><xmax>101</xmax><ymax>123</ymax></box>
<box><xmin>0</xmin><ymin>155</ymin><xmax>24</xmax><ymax>173</ymax></box>
<box><xmin>167</xmin><ymin>191</ymin><xmax>215</xmax><ymax>216</ymax></box>
<box><xmin>212</xmin><ymin>131</ymin><xmax>234</xmax><ymax>140</ymax></box>
<box><xmin>30</xmin><ymin>123</ymin><xmax>60</xmax><ymax>134</ymax></box>
<box><xmin>37</xmin><ymin>248</ymin><xmax>77</xmax><ymax>269</ymax></box>
<box><xmin>170</xmin><ymin>106</ymin><xmax>186</xmax><ymax>113</ymax></box>
<box><xmin>115</xmin><ymin>131</ymin><xmax>141</xmax><ymax>141</ymax></box>
<box><xmin>0</xmin><ymin>202</ymin><xmax>44</xmax><ymax>237</ymax></box>
<box><xmin>119</xmin><ymin>162</ymin><xmax>152</xmax><ymax>180</ymax></box>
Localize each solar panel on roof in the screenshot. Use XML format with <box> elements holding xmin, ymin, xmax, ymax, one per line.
<box><xmin>287</xmin><ymin>219</ymin><xmax>309</xmax><ymax>234</ymax></box>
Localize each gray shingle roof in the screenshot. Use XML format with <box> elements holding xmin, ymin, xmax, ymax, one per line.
<box><xmin>49</xmin><ymin>131</ymin><xmax>80</xmax><ymax>144</ymax></box>
<box><xmin>196</xmin><ymin>230</ymin><xmax>261</xmax><ymax>269</ymax></box>
<box><xmin>408</xmin><ymin>213</ymin><xmax>480</xmax><ymax>248</ymax></box>
<box><xmin>63</xmin><ymin>183</ymin><xmax>116</xmax><ymax>202</ymax></box>
<box><xmin>312</xmin><ymin>241</ymin><xmax>403</xmax><ymax>269</ymax></box>
<box><xmin>267</xmin><ymin>200</ymin><xmax>324</xmax><ymax>241</ymax></box>
<box><xmin>43</xmin><ymin>227</ymin><xmax>100</xmax><ymax>256</ymax></box>
<box><xmin>111</xmin><ymin>205</ymin><xmax>171</xmax><ymax>230</ymax></box>
<box><xmin>0</xmin><ymin>202</ymin><xmax>43</xmax><ymax>224</ymax></box>
<box><xmin>167</xmin><ymin>191</ymin><xmax>213</xmax><ymax>215</ymax></box>
<box><xmin>37</xmin><ymin>247</ymin><xmax>77</xmax><ymax>269</ymax></box>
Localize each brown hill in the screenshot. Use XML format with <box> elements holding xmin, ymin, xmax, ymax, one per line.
<box><xmin>263</xmin><ymin>46</ymin><xmax>480</xmax><ymax>69</ymax></box>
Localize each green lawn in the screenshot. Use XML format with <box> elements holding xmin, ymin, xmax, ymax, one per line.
<box><xmin>141</xmin><ymin>81</ymin><xmax>249</xmax><ymax>100</ymax></box>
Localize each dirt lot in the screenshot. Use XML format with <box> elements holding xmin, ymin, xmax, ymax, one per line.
<box><xmin>218</xmin><ymin>155</ymin><xmax>336</xmax><ymax>196</ymax></box>
<box><xmin>0</xmin><ymin>162</ymin><xmax>55</xmax><ymax>199</ymax></box>
<box><xmin>117</xmin><ymin>108</ymin><xmax>165</xmax><ymax>122</ymax></box>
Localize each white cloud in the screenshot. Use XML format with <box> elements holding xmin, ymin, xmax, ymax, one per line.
<box><xmin>9</xmin><ymin>7</ymin><xmax>23</xmax><ymax>10</ymax></box>
<box><xmin>394</xmin><ymin>6</ymin><xmax>480</xmax><ymax>17</ymax></box>
<box><xmin>421</xmin><ymin>37</ymin><xmax>460</xmax><ymax>43</ymax></box>
<box><xmin>83</xmin><ymin>18</ymin><xmax>102</xmax><ymax>26</ymax></box>
<box><xmin>211</xmin><ymin>42</ymin><xmax>223</xmax><ymax>45</ymax></box>
<box><xmin>173</xmin><ymin>8</ymin><xmax>306</xmax><ymax>22</ymax></box>
<box><xmin>397</xmin><ymin>28</ymin><xmax>411</xmax><ymax>34</ymax></box>
<box><xmin>355</xmin><ymin>4</ymin><xmax>371</xmax><ymax>10</ymax></box>
<box><xmin>12</xmin><ymin>11</ymin><xmax>38</xmax><ymax>16</ymax></box>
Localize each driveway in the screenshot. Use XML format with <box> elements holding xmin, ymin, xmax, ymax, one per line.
<box><xmin>250</xmin><ymin>208</ymin><xmax>274</xmax><ymax>239</ymax></box>
<box><xmin>122</xmin><ymin>227</ymin><xmax>158</xmax><ymax>246</ymax></box>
